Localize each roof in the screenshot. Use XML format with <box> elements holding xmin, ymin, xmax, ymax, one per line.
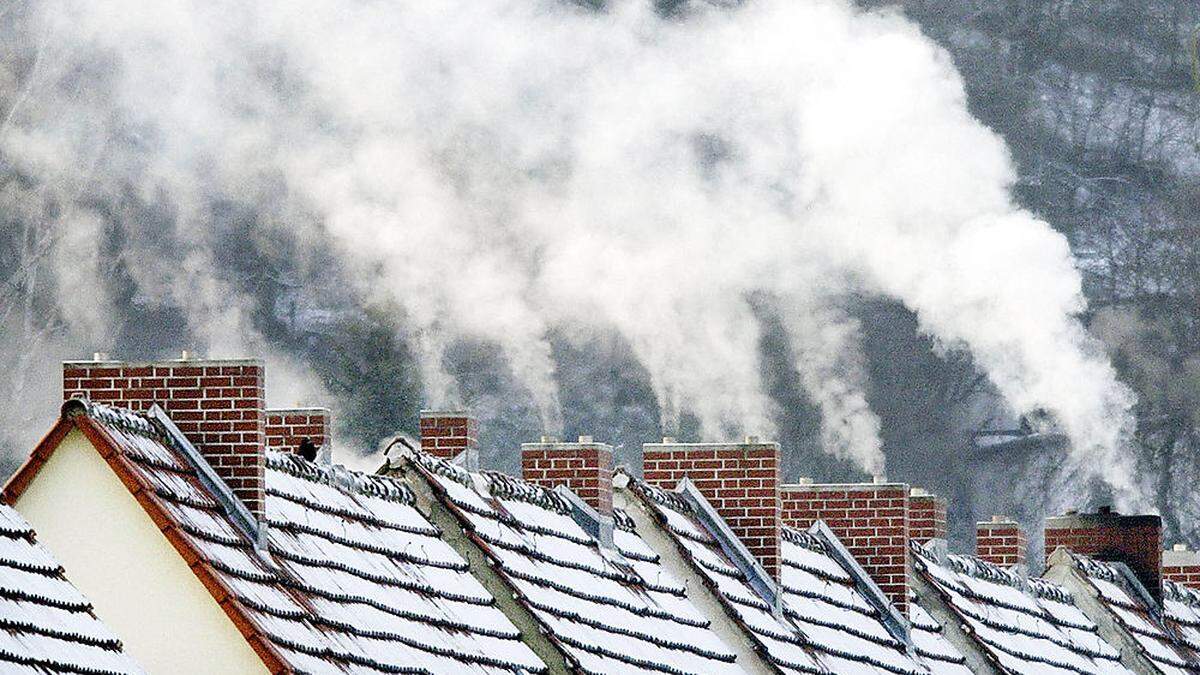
<box><xmin>1163</xmin><ymin>580</ymin><xmax>1200</xmax><ymax>662</ymax></box>
<box><xmin>1066</xmin><ymin>554</ymin><xmax>1197</xmax><ymax>674</ymax></box>
<box><xmin>0</xmin><ymin>503</ymin><xmax>143</xmax><ymax>675</ymax></box>
<box><xmin>9</xmin><ymin>400</ymin><xmax>543</xmax><ymax>674</ymax></box>
<box><xmin>910</xmin><ymin>542</ymin><xmax>1132</xmax><ymax>675</ymax></box>
<box><xmin>628</xmin><ymin>477</ymin><xmax>929</xmax><ymax>675</ymax></box>
<box><xmin>406</xmin><ymin>452</ymin><xmax>742</xmax><ymax>675</ymax></box>
<box><xmin>906</xmin><ymin>601</ymin><xmax>972</xmax><ymax>675</ymax></box>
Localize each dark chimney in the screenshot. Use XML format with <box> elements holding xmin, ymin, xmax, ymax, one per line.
<box><xmin>1045</xmin><ymin>509</ymin><xmax>1163</xmax><ymax>604</ymax></box>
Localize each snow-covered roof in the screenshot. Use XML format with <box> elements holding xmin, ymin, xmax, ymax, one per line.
<box><xmin>907</xmin><ymin>600</ymin><xmax>972</xmax><ymax>675</ymax></box>
<box><xmin>1163</xmin><ymin>580</ymin><xmax>1200</xmax><ymax>659</ymax></box>
<box><xmin>1069</xmin><ymin>555</ymin><xmax>1197</xmax><ymax>674</ymax></box>
<box><xmin>42</xmin><ymin>401</ymin><xmax>543</xmax><ymax>674</ymax></box>
<box><xmin>629</xmin><ymin>477</ymin><xmax>932</xmax><ymax>675</ymax></box>
<box><xmin>0</xmin><ymin>503</ymin><xmax>143</xmax><ymax>674</ymax></box>
<box><xmin>407</xmin><ymin>452</ymin><xmax>742</xmax><ymax>675</ymax></box>
<box><xmin>911</xmin><ymin>542</ymin><xmax>1131</xmax><ymax>674</ymax></box>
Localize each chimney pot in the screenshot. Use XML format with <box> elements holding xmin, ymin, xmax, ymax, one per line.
<box><xmin>992</xmin><ymin>514</ymin><xmax>1007</xmax><ymax>523</ymax></box>
<box><xmin>910</xmin><ymin>487</ymin><xmax>928</xmax><ymax>497</ymax></box>
<box><xmin>745</xmin><ymin>435</ymin><xmax>759</xmax><ymax>444</ymax></box>
<box><xmin>797</xmin><ymin>476</ymin><xmax>813</xmax><ymax>485</ymax></box>
<box><xmin>1175</xmin><ymin>544</ymin><xmax>1189</xmax><ymax>552</ymax></box>
<box><xmin>872</xmin><ymin>474</ymin><xmax>887</xmax><ymax>484</ymax></box>
<box><xmin>180</xmin><ymin>350</ymin><xmax>190</xmax><ymax>361</ymax></box>
<box><xmin>578</xmin><ymin>435</ymin><xmax>593</xmax><ymax>443</ymax></box>
<box><xmin>662</xmin><ymin>436</ymin><xmax>676</xmax><ymax>443</ymax></box>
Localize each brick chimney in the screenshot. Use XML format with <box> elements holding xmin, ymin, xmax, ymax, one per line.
<box><xmin>1045</xmin><ymin>508</ymin><xmax>1163</xmax><ymax>604</ymax></box>
<box><xmin>643</xmin><ymin>438</ymin><xmax>781</xmax><ymax>580</ymax></box>
<box><xmin>63</xmin><ymin>357</ymin><xmax>266</xmax><ymax>518</ymax></box>
<box><xmin>976</xmin><ymin>516</ymin><xmax>1027</xmax><ymax>568</ymax></box>
<box><xmin>909</xmin><ymin>488</ymin><xmax>947</xmax><ymax>546</ymax></box>
<box><xmin>522</xmin><ymin>436</ymin><xmax>613</xmax><ymax>516</ymax></box>
<box><xmin>418</xmin><ymin>410</ymin><xmax>478</xmax><ymax>469</ymax></box>
<box><xmin>1162</xmin><ymin>544</ymin><xmax>1200</xmax><ymax>590</ymax></box>
<box><xmin>782</xmin><ymin>477</ymin><xmax>910</xmax><ymax>614</ymax></box>
<box><xmin>265</xmin><ymin>408</ymin><xmax>331</xmax><ymax>455</ymax></box>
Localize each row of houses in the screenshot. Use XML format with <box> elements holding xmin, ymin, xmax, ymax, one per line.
<box><xmin>2</xmin><ymin>356</ymin><xmax>1200</xmax><ymax>673</ymax></box>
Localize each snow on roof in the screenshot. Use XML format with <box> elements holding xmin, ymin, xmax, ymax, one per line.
<box><xmin>0</xmin><ymin>503</ymin><xmax>143</xmax><ymax>675</ymax></box>
<box><xmin>1163</xmin><ymin>580</ymin><xmax>1200</xmax><ymax>658</ymax></box>
<box><xmin>630</xmin><ymin>477</ymin><xmax>929</xmax><ymax>675</ymax></box>
<box><xmin>911</xmin><ymin>543</ymin><xmax>1132</xmax><ymax>675</ymax></box>
<box><xmin>409</xmin><ymin>452</ymin><xmax>742</xmax><ymax>675</ymax></box>
<box><xmin>906</xmin><ymin>600</ymin><xmax>972</xmax><ymax>675</ymax></box>
<box><xmin>1070</xmin><ymin>555</ymin><xmax>1198</xmax><ymax>674</ymax></box>
<box><xmin>69</xmin><ymin>401</ymin><xmax>544</xmax><ymax>674</ymax></box>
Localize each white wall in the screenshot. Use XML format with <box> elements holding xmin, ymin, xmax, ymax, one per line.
<box><xmin>15</xmin><ymin>429</ymin><xmax>270</xmax><ymax>675</ymax></box>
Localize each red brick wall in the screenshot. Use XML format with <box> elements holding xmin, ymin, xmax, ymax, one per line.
<box><xmin>909</xmin><ymin>492</ymin><xmax>947</xmax><ymax>545</ymax></box>
<box><xmin>63</xmin><ymin>359</ymin><xmax>266</xmax><ymax>518</ymax></box>
<box><xmin>782</xmin><ymin>483</ymin><xmax>909</xmax><ymax>614</ymax></box>
<box><xmin>976</xmin><ymin>518</ymin><xmax>1027</xmax><ymax>567</ymax></box>
<box><xmin>1045</xmin><ymin>511</ymin><xmax>1163</xmax><ymax>603</ymax></box>
<box><xmin>265</xmin><ymin>408</ymin><xmax>330</xmax><ymax>453</ymax></box>
<box><xmin>419</xmin><ymin>411</ymin><xmax>478</xmax><ymax>463</ymax></box>
<box><xmin>643</xmin><ymin>441</ymin><xmax>781</xmax><ymax>580</ymax></box>
<box><xmin>522</xmin><ymin>439</ymin><xmax>613</xmax><ymax>516</ymax></box>
<box><xmin>1163</xmin><ymin>549</ymin><xmax>1200</xmax><ymax>589</ymax></box>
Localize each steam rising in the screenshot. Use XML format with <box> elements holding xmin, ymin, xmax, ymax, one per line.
<box><xmin>2</xmin><ymin>0</ymin><xmax>1138</xmax><ymax>499</ymax></box>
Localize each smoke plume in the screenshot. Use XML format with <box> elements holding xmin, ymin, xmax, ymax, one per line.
<box><xmin>0</xmin><ymin>0</ymin><xmax>1138</xmax><ymax>499</ymax></box>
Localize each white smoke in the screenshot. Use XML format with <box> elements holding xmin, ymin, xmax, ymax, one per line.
<box><xmin>1</xmin><ymin>0</ymin><xmax>1139</xmax><ymax>499</ymax></box>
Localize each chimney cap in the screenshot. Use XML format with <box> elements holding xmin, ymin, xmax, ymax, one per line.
<box><xmin>872</xmin><ymin>474</ymin><xmax>887</xmax><ymax>484</ymax></box>
<box><xmin>662</xmin><ymin>436</ymin><xmax>676</xmax><ymax>444</ymax></box>
<box><xmin>1174</xmin><ymin>543</ymin><xmax>1189</xmax><ymax>552</ymax></box>
<box><xmin>992</xmin><ymin>515</ymin><xmax>1008</xmax><ymax>523</ymax></box>
<box><xmin>797</xmin><ymin>476</ymin><xmax>814</xmax><ymax>485</ymax></box>
<box><xmin>578</xmin><ymin>435</ymin><xmax>593</xmax><ymax>443</ymax></box>
<box><xmin>910</xmin><ymin>487</ymin><xmax>928</xmax><ymax>497</ymax></box>
<box><xmin>539</xmin><ymin>435</ymin><xmax>558</xmax><ymax>443</ymax></box>
<box><xmin>744</xmin><ymin>435</ymin><xmax>759</xmax><ymax>444</ymax></box>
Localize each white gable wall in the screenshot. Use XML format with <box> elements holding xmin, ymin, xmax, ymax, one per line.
<box><xmin>13</xmin><ymin>429</ymin><xmax>270</xmax><ymax>675</ymax></box>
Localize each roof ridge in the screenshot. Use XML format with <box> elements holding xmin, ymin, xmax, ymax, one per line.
<box><xmin>69</xmin><ymin>399</ymin><xmax>162</xmax><ymax>441</ymax></box>
<box><xmin>482</xmin><ymin>471</ymin><xmax>572</xmax><ymax>514</ymax></box>
<box><xmin>266</xmin><ymin>450</ymin><xmax>415</xmax><ymax>505</ymax></box>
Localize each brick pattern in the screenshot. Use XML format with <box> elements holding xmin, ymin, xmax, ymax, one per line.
<box><xmin>419</xmin><ymin>412</ymin><xmax>478</xmax><ymax>463</ymax></box>
<box><xmin>521</xmin><ymin>443</ymin><xmax>614</xmax><ymax>516</ymax></box>
<box><xmin>1045</xmin><ymin>512</ymin><xmax>1163</xmax><ymax>603</ymax></box>
<box><xmin>977</xmin><ymin>519</ymin><xmax>1027</xmax><ymax>567</ymax></box>
<box><xmin>782</xmin><ymin>484</ymin><xmax>909</xmax><ymax>614</ymax></box>
<box><xmin>63</xmin><ymin>360</ymin><xmax>266</xmax><ymax>518</ymax></box>
<box><xmin>265</xmin><ymin>408</ymin><xmax>330</xmax><ymax>452</ymax></box>
<box><xmin>1163</xmin><ymin>560</ymin><xmax>1200</xmax><ymax>589</ymax></box>
<box><xmin>643</xmin><ymin>442</ymin><xmax>781</xmax><ymax>580</ymax></box>
<box><xmin>909</xmin><ymin>493</ymin><xmax>947</xmax><ymax>545</ymax></box>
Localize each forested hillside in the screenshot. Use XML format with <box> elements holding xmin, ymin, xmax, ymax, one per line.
<box><xmin>0</xmin><ymin>0</ymin><xmax>1197</xmax><ymax>555</ymax></box>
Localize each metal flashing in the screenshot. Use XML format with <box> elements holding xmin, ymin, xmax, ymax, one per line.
<box><xmin>146</xmin><ymin>404</ymin><xmax>267</xmax><ymax>550</ymax></box>
<box><xmin>811</xmin><ymin>520</ymin><xmax>912</xmax><ymax>650</ymax></box>
<box><xmin>554</xmin><ymin>485</ymin><xmax>615</xmax><ymax>551</ymax></box>
<box><xmin>676</xmin><ymin>477</ymin><xmax>781</xmax><ymax>613</ymax></box>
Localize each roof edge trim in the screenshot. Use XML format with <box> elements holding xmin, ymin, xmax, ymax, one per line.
<box><xmin>675</xmin><ymin>477</ymin><xmax>781</xmax><ymax>611</ymax></box>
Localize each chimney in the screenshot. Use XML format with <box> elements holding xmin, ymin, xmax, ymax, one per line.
<box><xmin>63</xmin><ymin>357</ymin><xmax>266</xmax><ymax>518</ymax></box>
<box><xmin>909</xmin><ymin>488</ymin><xmax>947</xmax><ymax>545</ymax></box>
<box><xmin>1045</xmin><ymin>508</ymin><xmax>1163</xmax><ymax>604</ymax></box>
<box><xmin>418</xmin><ymin>410</ymin><xmax>479</xmax><ymax>469</ymax></box>
<box><xmin>1163</xmin><ymin>544</ymin><xmax>1200</xmax><ymax>590</ymax></box>
<box><xmin>265</xmin><ymin>407</ymin><xmax>331</xmax><ymax>458</ymax></box>
<box><xmin>643</xmin><ymin>438</ymin><xmax>781</xmax><ymax>580</ymax></box>
<box><xmin>521</xmin><ymin>436</ymin><xmax>613</xmax><ymax>516</ymax></box>
<box><xmin>782</xmin><ymin>478</ymin><xmax>910</xmax><ymax>614</ymax></box>
<box><xmin>976</xmin><ymin>516</ymin><xmax>1027</xmax><ymax>568</ymax></box>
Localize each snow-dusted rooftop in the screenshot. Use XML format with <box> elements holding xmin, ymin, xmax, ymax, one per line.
<box><xmin>406</xmin><ymin>452</ymin><xmax>743</xmax><ymax>675</ymax></box>
<box><xmin>0</xmin><ymin>503</ymin><xmax>143</xmax><ymax>674</ymax></box>
<box><xmin>55</xmin><ymin>401</ymin><xmax>544</xmax><ymax>674</ymax></box>
<box><xmin>629</xmin><ymin>476</ymin><xmax>941</xmax><ymax>675</ymax></box>
<box><xmin>911</xmin><ymin>542</ymin><xmax>1132</xmax><ymax>674</ymax></box>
